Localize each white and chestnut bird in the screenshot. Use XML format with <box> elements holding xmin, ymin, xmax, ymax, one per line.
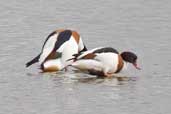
<box><xmin>68</xmin><ymin>47</ymin><xmax>140</xmax><ymax>77</ymax></box>
<box><xmin>26</xmin><ymin>29</ymin><xmax>87</xmax><ymax>72</ymax></box>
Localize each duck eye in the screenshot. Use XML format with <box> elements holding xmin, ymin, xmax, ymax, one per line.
<box><xmin>133</xmin><ymin>58</ymin><xmax>137</xmax><ymax>62</ymax></box>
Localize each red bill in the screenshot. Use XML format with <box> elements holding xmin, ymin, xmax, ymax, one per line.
<box><xmin>133</xmin><ymin>62</ymin><xmax>141</xmax><ymax>70</ymax></box>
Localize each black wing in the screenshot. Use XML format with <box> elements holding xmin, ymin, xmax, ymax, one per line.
<box><xmin>53</xmin><ymin>30</ymin><xmax>72</xmax><ymax>51</ymax></box>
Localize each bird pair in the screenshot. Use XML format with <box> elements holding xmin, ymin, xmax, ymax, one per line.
<box><xmin>26</xmin><ymin>29</ymin><xmax>140</xmax><ymax>77</ymax></box>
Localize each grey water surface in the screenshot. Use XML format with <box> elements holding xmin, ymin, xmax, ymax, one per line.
<box><xmin>0</xmin><ymin>0</ymin><xmax>171</xmax><ymax>114</ymax></box>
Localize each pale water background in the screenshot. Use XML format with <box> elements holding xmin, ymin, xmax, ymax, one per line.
<box><xmin>0</xmin><ymin>0</ymin><xmax>171</xmax><ymax>114</ymax></box>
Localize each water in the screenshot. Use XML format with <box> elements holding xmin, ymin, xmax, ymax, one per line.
<box><xmin>0</xmin><ymin>0</ymin><xmax>171</xmax><ymax>114</ymax></box>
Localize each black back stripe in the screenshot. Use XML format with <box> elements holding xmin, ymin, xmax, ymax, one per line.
<box><xmin>93</xmin><ymin>47</ymin><xmax>119</xmax><ymax>54</ymax></box>
<box><xmin>73</xmin><ymin>47</ymin><xmax>118</xmax><ymax>61</ymax></box>
<box><xmin>41</xmin><ymin>31</ymin><xmax>57</xmax><ymax>51</ymax></box>
<box><xmin>53</xmin><ymin>30</ymin><xmax>72</xmax><ymax>51</ymax></box>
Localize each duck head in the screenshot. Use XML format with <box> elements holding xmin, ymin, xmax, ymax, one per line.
<box><xmin>121</xmin><ymin>51</ymin><xmax>141</xmax><ymax>70</ymax></box>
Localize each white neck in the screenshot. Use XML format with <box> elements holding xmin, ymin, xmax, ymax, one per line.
<box><xmin>122</xmin><ymin>61</ymin><xmax>128</xmax><ymax>71</ymax></box>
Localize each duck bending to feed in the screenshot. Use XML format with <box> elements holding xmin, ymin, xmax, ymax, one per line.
<box><xmin>68</xmin><ymin>47</ymin><xmax>141</xmax><ymax>77</ymax></box>
<box><xmin>26</xmin><ymin>29</ymin><xmax>87</xmax><ymax>72</ymax></box>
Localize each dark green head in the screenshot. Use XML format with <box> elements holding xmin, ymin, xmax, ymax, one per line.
<box><xmin>121</xmin><ymin>51</ymin><xmax>141</xmax><ymax>70</ymax></box>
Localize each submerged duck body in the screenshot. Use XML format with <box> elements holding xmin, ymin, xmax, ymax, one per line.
<box><xmin>69</xmin><ymin>47</ymin><xmax>140</xmax><ymax>77</ymax></box>
<box><xmin>26</xmin><ymin>29</ymin><xmax>87</xmax><ymax>72</ymax></box>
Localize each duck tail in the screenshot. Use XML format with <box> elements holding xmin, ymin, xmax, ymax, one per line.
<box><xmin>66</xmin><ymin>53</ymin><xmax>80</xmax><ymax>62</ymax></box>
<box><xmin>79</xmin><ymin>44</ymin><xmax>88</xmax><ymax>53</ymax></box>
<box><xmin>26</xmin><ymin>54</ymin><xmax>40</xmax><ymax>67</ymax></box>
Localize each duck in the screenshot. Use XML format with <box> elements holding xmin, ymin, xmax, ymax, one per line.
<box><xmin>26</xmin><ymin>29</ymin><xmax>87</xmax><ymax>72</ymax></box>
<box><xmin>68</xmin><ymin>47</ymin><xmax>140</xmax><ymax>77</ymax></box>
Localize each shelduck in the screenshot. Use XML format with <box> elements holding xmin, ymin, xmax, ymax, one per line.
<box><xmin>68</xmin><ymin>47</ymin><xmax>140</xmax><ymax>77</ymax></box>
<box><xmin>26</xmin><ymin>29</ymin><xmax>87</xmax><ymax>72</ymax></box>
